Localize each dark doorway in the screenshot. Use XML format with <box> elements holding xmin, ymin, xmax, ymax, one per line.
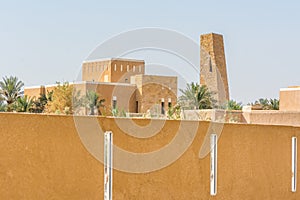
<box><xmin>135</xmin><ymin>101</ymin><xmax>139</xmax><ymax>113</ymax></box>
<box><xmin>161</xmin><ymin>101</ymin><xmax>165</xmax><ymax>115</ymax></box>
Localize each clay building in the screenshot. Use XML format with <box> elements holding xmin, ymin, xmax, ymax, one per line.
<box><xmin>279</xmin><ymin>86</ymin><xmax>300</xmax><ymax>111</ymax></box>
<box><xmin>25</xmin><ymin>58</ymin><xmax>177</xmax><ymax>115</ymax></box>
<box><xmin>25</xmin><ymin>32</ymin><xmax>231</xmax><ymax>114</ymax></box>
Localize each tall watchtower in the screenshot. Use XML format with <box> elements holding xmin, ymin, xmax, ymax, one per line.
<box><xmin>200</xmin><ymin>33</ymin><xmax>229</xmax><ymax>106</ymax></box>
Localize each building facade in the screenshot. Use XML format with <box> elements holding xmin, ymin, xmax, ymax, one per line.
<box><xmin>25</xmin><ymin>58</ymin><xmax>177</xmax><ymax>115</ymax></box>
<box><xmin>82</xmin><ymin>58</ymin><xmax>145</xmax><ymax>83</ymax></box>
<box><xmin>279</xmin><ymin>86</ymin><xmax>300</xmax><ymax>111</ymax></box>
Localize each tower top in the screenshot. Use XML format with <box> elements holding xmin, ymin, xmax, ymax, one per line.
<box><xmin>201</xmin><ymin>32</ymin><xmax>223</xmax><ymax>36</ymax></box>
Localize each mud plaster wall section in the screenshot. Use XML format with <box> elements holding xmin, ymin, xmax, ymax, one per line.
<box><xmin>0</xmin><ymin>113</ymin><xmax>299</xmax><ymax>199</ymax></box>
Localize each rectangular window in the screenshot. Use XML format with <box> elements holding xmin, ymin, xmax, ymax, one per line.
<box><xmin>133</xmin><ymin>65</ymin><xmax>136</xmax><ymax>72</ymax></box>
<box><xmin>112</xmin><ymin>96</ymin><xmax>117</xmax><ymax>109</ymax></box>
<box><xmin>210</xmin><ymin>134</ymin><xmax>217</xmax><ymax>196</ymax></box>
<box><xmin>292</xmin><ymin>137</ymin><xmax>297</xmax><ymax>192</ymax></box>
<box><xmin>161</xmin><ymin>98</ymin><xmax>165</xmax><ymax>115</ymax></box>
<box><xmin>104</xmin><ymin>131</ymin><xmax>113</xmax><ymax>200</ymax></box>
<box><xmin>121</xmin><ymin>65</ymin><xmax>123</xmax><ymax>72</ymax></box>
<box><xmin>209</xmin><ymin>58</ymin><xmax>213</xmax><ymax>73</ymax></box>
<box><xmin>114</xmin><ymin>64</ymin><xmax>117</xmax><ymax>71</ymax></box>
<box><xmin>168</xmin><ymin>98</ymin><xmax>172</xmax><ymax>108</ymax></box>
<box><xmin>127</xmin><ymin>65</ymin><xmax>129</xmax><ymax>72</ymax></box>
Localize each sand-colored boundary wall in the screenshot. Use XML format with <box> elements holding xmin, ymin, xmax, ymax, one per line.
<box><xmin>183</xmin><ymin>110</ymin><xmax>300</xmax><ymax>127</ymax></box>
<box><xmin>0</xmin><ymin>113</ymin><xmax>299</xmax><ymax>199</ymax></box>
<box><xmin>244</xmin><ymin>110</ymin><xmax>300</xmax><ymax>127</ymax></box>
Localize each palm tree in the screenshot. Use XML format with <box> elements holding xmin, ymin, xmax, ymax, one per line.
<box><xmin>72</xmin><ymin>89</ymin><xmax>85</xmax><ymax>115</ymax></box>
<box><xmin>97</xmin><ymin>98</ymin><xmax>106</xmax><ymax>115</ymax></box>
<box><xmin>178</xmin><ymin>82</ymin><xmax>199</xmax><ymax>109</ymax></box>
<box><xmin>86</xmin><ymin>91</ymin><xmax>105</xmax><ymax>115</ymax></box>
<box><xmin>167</xmin><ymin>104</ymin><xmax>181</xmax><ymax>120</ymax></box>
<box><xmin>197</xmin><ymin>85</ymin><xmax>216</xmax><ymax>109</ymax></box>
<box><xmin>269</xmin><ymin>98</ymin><xmax>279</xmax><ymax>110</ymax></box>
<box><xmin>0</xmin><ymin>76</ymin><xmax>24</xmax><ymax>111</ymax></box>
<box><xmin>254</xmin><ymin>98</ymin><xmax>270</xmax><ymax>110</ymax></box>
<box><xmin>179</xmin><ymin>82</ymin><xmax>216</xmax><ymax>109</ymax></box>
<box><xmin>226</xmin><ymin>100</ymin><xmax>243</xmax><ymax>110</ymax></box>
<box><xmin>15</xmin><ymin>95</ymin><xmax>33</xmax><ymax>112</ymax></box>
<box><xmin>251</xmin><ymin>98</ymin><xmax>279</xmax><ymax>110</ymax></box>
<box><xmin>32</xmin><ymin>91</ymin><xmax>53</xmax><ymax>113</ymax></box>
<box><xmin>0</xmin><ymin>99</ymin><xmax>6</xmax><ymax>112</ymax></box>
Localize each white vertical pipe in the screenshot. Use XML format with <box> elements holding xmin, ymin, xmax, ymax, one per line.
<box><xmin>104</xmin><ymin>131</ymin><xmax>113</xmax><ymax>200</ymax></box>
<box><xmin>292</xmin><ymin>137</ymin><xmax>297</xmax><ymax>192</ymax></box>
<box><xmin>210</xmin><ymin>134</ymin><xmax>217</xmax><ymax>196</ymax></box>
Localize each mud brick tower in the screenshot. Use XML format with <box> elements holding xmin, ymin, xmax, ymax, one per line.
<box><xmin>200</xmin><ymin>33</ymin><xmax>230</xmax><ymax>106</ymax></box>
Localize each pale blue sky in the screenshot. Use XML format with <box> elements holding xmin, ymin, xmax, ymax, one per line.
<box><xmin>1</xmin><ymin>0</ymin><xmax>300</xmax><ymax>103</ymax></box>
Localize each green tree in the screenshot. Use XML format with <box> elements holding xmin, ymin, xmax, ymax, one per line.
<box><xmin>226</xmin><ymin>100</ymin><xmax>243</xmax><ymax>110</ymax></box>
<box><xmin>111</xmin><ymin>107</ymin><xmax>127</xmax><ymax>117</ymax></box>
<box><xmin>45</xmin><ymin>82</ymin><xmax>74</xmax><ymax>114</ymax></box>
<box><xmin>178</xmin><ymin>82</ymin><xmax>199</xmax><ymax>109</ymax></box>
<box><xmin>251</xmin><ymin>98</ymin><xmax>279</xmax><ymax>110</ymax></box>
<box><xmin>72</xmin><ymin>89</ymin><xmax>85</xmax><ymax>115</ymax></box>
<box><xmin>167</xmin><ymin>104</ymin><xmax>181</xmax><ymax>120</ymax></box>
<box><xmin>32</xmin><ymin>91</ymin><xmax>53</xmax><ymax>113</ymax></box>
<box><xmin>269</xmin><ymin>98</ymin><xmax>279</xmax><ymax>110</ymax></box>
<box><xmin>85</xmin><ymin>91</ymin><xmax>105</xmax><ymax>115</ymax></box>
<box><xmin>0</xmin><ymin>76</ymin><xmax>24</xmax><ymax>111</ymax></box>
<box><xmin>15</xmin><ymin>95</ymin><xmax>34</xmax><ymax>112</ymax></box>
<box><xmin>197</xmin><ymin>85</ymin><xmax>216</xmax><ymax>109</ymax></box>
<box><xmin>179</xmin><ymin>82</ymin><xmax>216</xmax><ymax>109</ymax></box>
<box><xmin>254</xmin><ymin>98</ymin><xmax>270</xmax><ymax>110</ymax></box>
